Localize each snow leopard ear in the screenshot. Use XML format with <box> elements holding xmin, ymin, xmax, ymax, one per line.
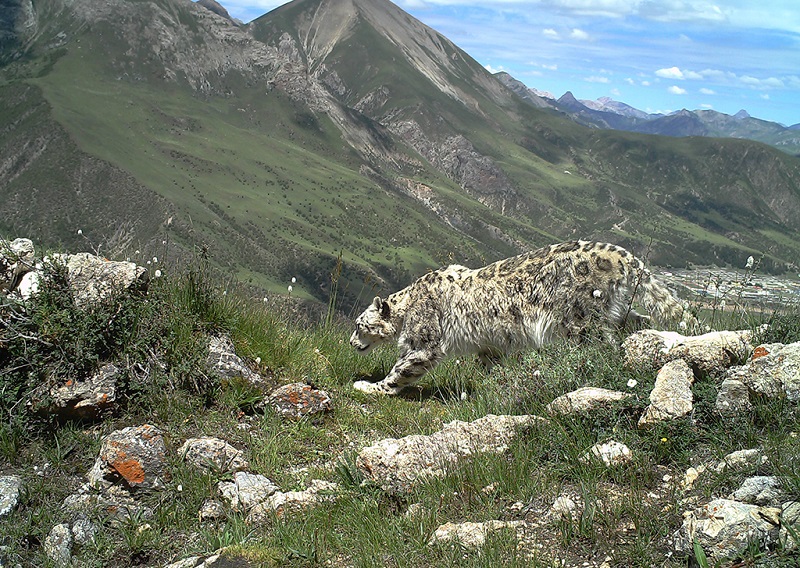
<box><xmin>380</xmin><ymin>299</ymin><xmax>391</xmax><ymax>319</ymax></box>
<box><xmin>372</xmin><ymin>296</ymin><xmax>382</xmax><ymax>309</ymax></box>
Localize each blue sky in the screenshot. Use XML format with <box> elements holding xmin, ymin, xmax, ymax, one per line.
<box><xmin>219</xmin><ymin>0</ymin><xmax>800</xmax><ymax>126</ymax></box>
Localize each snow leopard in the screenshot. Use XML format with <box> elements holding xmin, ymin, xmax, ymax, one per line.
<box><xmin>350</xmin><ymin>240</ymin><xmax>697</xmax><ymax>395</ymax></box>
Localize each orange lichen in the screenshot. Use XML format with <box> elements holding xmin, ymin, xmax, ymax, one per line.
<box><xmin>111</xmin><ymin>458</ymin><xmax>146</xmax><ymax>485</ymax></box>
<box><xmin>751</xmin><ymin>346</ymin><xmax>771</xmax><ymax>360</ymax></box>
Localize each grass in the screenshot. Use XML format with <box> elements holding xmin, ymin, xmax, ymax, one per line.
<box><xmin>1</xmin><ymin>250</ymin><xmax>799</xmax><ymax>567</ymax></box>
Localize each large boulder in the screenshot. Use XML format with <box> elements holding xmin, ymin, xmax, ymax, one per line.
<box><xmin>61</xmin><ymin>252</ymin><xmax>149</xmax><ymax>308</ymax></box>
<box><xmin>623</xmin><ymin>329</ymin><xmax>755</xmax><ymax>376</ymax></box>
<box><xmin>724</xmin><ymin>342</ymin><xmax>800</xmax><ymax>402</ymax></box>
<box><xmin>546</xmin><ymin>386</ymin><xmax>631</xmax><ymax>416</ymax></box>
<box><xmin>357</xmin><ymin>414</ymin><xmax>544</xmax><ymax>494</ymax></box>
<box><xmin>674</xmin><ymin>498</ymin><xmax>781</xmax><ymax>560</ymax></box>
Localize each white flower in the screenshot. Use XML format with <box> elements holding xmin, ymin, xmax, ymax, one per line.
<box><xmin>255</xmin><ymin>356</ymin><xmax>261</xmax><ymax>365</ymax></box>
<box><xmin>291</xmin><ymin>277</ymin><xmax>297</xmax><ymax>283</ymax></box>
<box><xmin>679</xmin><ymin>321</ymin><xmax>687</xmax><ymax>330</ymax></box>
<box><xmin>719</xmin><ymin>300</ymin><xmax>726</xmax><ymax>308</ymax></box>
<box><xmin>460</xmin><ymin>392</ymin><xmax>467</xmax><ymax>401</ymax></box>
<box><xmin>287</xmin><ymin>285</ymin><xmax>293</xmax><ymax>293</ymax></box>
<box><xmin>146</xmin><ymin>261</ymin><xmax>151</xmax><ymax>265</ymax></box>
<box><xmin>263</xmin><ymin>297</ymin><xmax>268</xmax><ymax>303</ymax></box>
<box><xmin>177</xmin><ymin>484</ymin><xmax>183</xmax><ymax>492</ymax></box>
<box><xmin>135</xmin><ymin>250</ymin><xmax>140</xmax><ymax>255</ymax></box>
<box><xmin>77</xmin><ymin>229</ymin><xmax>83</xmax><ymax>235</ymax></box>
<box><xmin>152</xmin><ymin>257</ymin><xmax>158</xmax><ymax>263</ymax></box>
<box><xmin>627</xmin><ymin>379</ymin><xmax>638</xmax><ymax>388</ymax></box>
<box><xmin>592</xmin><ymin>289</ymin><xmax>602</xmax><ymax>298</ymax></box>
<box><xmin>745</xmin><ymin>256</ymin><xmax>754</xmax><ymax>269</ymax></box>
<box><xmin>162</xmin><ymin>240</ymin><xmax>167</xmax><ymax>245</ymax></box>
<box><xmin>154</xmin><ymin>269</ymin><xmax>162</xmax><ymax>278</ymax></box>
<box><xmin>222</xmin><ymin>290</ymin><xmax>227</xmax><ymax>296</ymax></box>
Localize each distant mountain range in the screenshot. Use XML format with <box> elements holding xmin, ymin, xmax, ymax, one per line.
<box><xmin>496</xmin><ymin>72</ymin><xmax>800</xmax><ymax>156</ymax></box>
<box><xmin>2</xmin><ymin>0</ymin><xmax>800</xmax><ymax>311</ymax></box>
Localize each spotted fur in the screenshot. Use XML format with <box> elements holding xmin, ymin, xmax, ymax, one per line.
<box><xmin>351</xmin><ymin>240</ymin><xmax>696</xmax><ymax>395</ymax></box>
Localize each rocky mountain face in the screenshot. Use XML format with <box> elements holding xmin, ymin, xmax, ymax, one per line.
<box><xmin>1</xmin><ymin>0</ymin><xmax>800</xmax><ymax>309</ymax></box>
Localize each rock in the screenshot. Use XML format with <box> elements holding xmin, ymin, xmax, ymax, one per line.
<box><xmin>673</xmin><ymin>498</ymin><xmax>781</xmax><ymax>560</ymax></box>
<box><xmin>725</xmin><ymin>342</ymin><xmax>800</xmax><ymax>402</ymax></box>
<box><xmin>638</xmin><ymin>359</ymin><xmax>694</xmax><ymax>428</ymax></box>
<box><xmin>61</xmin><ymin>252</ymin><xmax>149</xmax><ymax>308</ymax></box>
<box><xmin>623</xmin><ymin>329</ymin><xmax>755</xmax><ymax>376</ymax></box>
<box><xmin>206</xmin><ymin>335</ymin><xmax>268</xmax><ymax>389</ymax></box>
<box><xmin>44</xmin><ymin>523</ymin><xmax>72</xmax><ymax>568</ymax></box>
<box><xmin>218</xmin><ymin>471</ymin><xmax>278</xmax><ymax>512</ymax></box>
<box><xmin>0</xmin><ymin>238</ymin><xmax>35</xmax><ymax>293</ymax></box>
<box><xmin>715</xmin><ymin>377</ymin><xmax>753</xmax><ymax>415</ymax></box>
<box><xmin>427</xmin><ymin>520</ymin><xmax>522</xmax><ymax>549</ymax></box>
<box><xmin>198</xmin><ymin>499</ymin><xmax>225</xmax><ymax>521</ymax></box>
<box><xmin>731</xmin><ymin>476</ymin><xmax>786</xmax><ymax>506</ymax></box>
<box><xmin>268</xmin><ymin>382</ymin><xmax>332</xmax><ymax>419</ymax></box>
<box><xmin>580</xmin><ymin>440</ymin><xmax>632</xmax><ymax>467</ymax></box>
<box><xmin>781</xmin><ymin>501</ymin><xmax>800</xmax><ymax>551</ymax></box>
<box><xmin>550</xmin><ymin>495</ymin><xmax>579</xmax><ymax>520</ymax></box>
<box><xmin>63</xmin><ymin>484</ymin><xmax>152</xmax><ymax>523</ymax></box>
<box><xmin>357</xmin><ymin>414</ymin><xmax>545</xmax><ymax>494</ymax></box>
<box><xmin>88</xmin><ymin>424</ymin><xmax>169</xmax><ymax>491</ymax></box>
<box><xmin>546</xmin><ymin>386</ymin><xmax>631</xmax><ymax>416</ymax></box>
<box><xmin>70</xmin><ymin>514</ymin><xmax>98</xmax><ymax>546</ymax></box>
<box><xmin>713</xmin><ymin>448</ymin><xmax>769</xmax><ymax>473</ymax></box>
<box><xmin>45</xmin><ymin>363</ymin><xmax>119</xmax><ymax>421</ymax></box>
<box><xmin>179</xmin><ymin>437</ymin><xmax>249</xmax><ymax>473</ymax></box>
<box><xmin>247</xmin><ymin>479</ymin><xmax>339</xmax><ymax>521</ymax></box>
<box><xmin>0</xmin><ymin>476</ymin><xmax>22</xmax><ymax>518</ymax></box>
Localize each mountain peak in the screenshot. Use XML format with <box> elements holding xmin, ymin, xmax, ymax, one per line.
<box><xmin>734</xmin><ymin>109</ymin><xmax>751</xmax><ymax>120</ymax></box>
<box><xmin>196</xmin><ymin>0</ymin><xmax>235</xmax><ymax>22</ymax></box>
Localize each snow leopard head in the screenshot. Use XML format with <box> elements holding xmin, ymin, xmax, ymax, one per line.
<box><xmin>350</xmin><ymin>296</ymin><xmax>396</xmax><ymax>354</ymax></box>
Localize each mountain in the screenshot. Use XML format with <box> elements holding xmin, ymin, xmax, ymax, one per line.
<box><xmin>2</xmin><ymin>0</ymin><xmax>800</xmax><ymax>312</ymax></box>
<box><xmin>505</xmin><ymin>77</ymin><xmax>800</xmax><ymax>155</ymax></box>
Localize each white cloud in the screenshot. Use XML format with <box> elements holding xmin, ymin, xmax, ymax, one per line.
<box><xmin>625</xmin><ymin>78</ymin><xmax>635</xmax><ymax>85</ymax></box>
<box><xmin>541</xmin><ymin>63</ymin><xmax>558</xmax><ymax>70</ymax></box>
<box><xmin>668</xmin><ymin>85</ymin><xmax>687</xmax><ymax>95</ymax></box>
<box><xmin>570</xmin><ymin>28</ymin><xmax>590</xmax><ymax>40</ymax></box>
<box><xmin>641</xmin><ymin>80</ymin><xmax>651</xmax><ymax>86</ymax></box>
<box><xmin>543</xmin><ymin>28</ymin><xmax>560</xmax><ymax>38</ymax></box>
<box><xmin>586</xmin><ymin>76</ymin><xmax>610</xmax><ymax>83</ymax></box>
<box><xmin>611</xmin><ymin>88</ymin><xmax>621</xmax><ymax>96</ymax></box>
<box><xmin>700</xmin><ymin>104</ymin><xmax>713</xmax><ymax>109</ymax></box>
<box><xmin>740</xmin><ymin>75</ymin><xmax>784</xmax><ymax>89</ymax></box>
<box><xmin>656</xmin><ymin>66</ymin><xmax>684</xmax><ymax>80</ymax></box>
<box><xmin>699</xmin><ymin>87</ymin><xmax>715</xmax><ymax>95</ymax></box>
<box><xmin>760</xmin><ymin>93</ymin><xmax>771</xmax><ymax>100</ymax></box>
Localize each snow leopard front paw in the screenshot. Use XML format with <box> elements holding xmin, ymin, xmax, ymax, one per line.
<box><xmin>353</xmin><ymin>380</ymin><xmax>402</xmax><ymax>396</ymax></box>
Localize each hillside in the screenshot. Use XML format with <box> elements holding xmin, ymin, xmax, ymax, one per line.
<box><xmin>1</xmin><ymin>0</ymin><xmax>800</xmax><ymax>312</ymax></box>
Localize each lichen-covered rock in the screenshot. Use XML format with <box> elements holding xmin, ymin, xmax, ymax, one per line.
<box><xmin>206</xmin><ymin>335</ymin><xmax>269</xmax><ymax>389</ymax></box>
<box><xmin>63</xmin><ymin>484</ymin><xmax>152</xmax><ymax>524</ymax></box>
<box><xmin>0</xmin><ymin>475</ymin><xmax>22</xmax><ymax>517</ymax></box>
<box><xmin>427</xmin><ymin>520</ymin><xmax>523</xmax><ymax>549</ymax></box>
<box><xmin>623</xmin><ymin>329</ymin><xmax>755</xmax><ymax>375</ymax></box>
<box><xmin>357</xmin><ymin>414</ymin><xmax>544</xmax><ymax>494</ymax></box>
<box><xmin>731</xmin><ymin>476</ymin><xmax>786</xmax><ymax>507</ymax></box>
<box><xmin>715</xmin><ymin>377</ymin><xmax>753</xmax><ymax>415</ymax></box>
<box><xmin>88</xmin><ymin>424</ymin><xmax>169</xmax><ymax>491</ymax></box>
<box><xmin>673</xmin><ymin>498</ymin><xmax>781</xmax><ymax>560</ymax></box>
<box><xmin>268</xmin><ymin>382</ymin><xmax>332</xmax><ymax>419</ymax></box>
<box><xmin>44</xmin><ymin>363</ymin><xmax>119</xmax><ymax>421</ymax></box>
<box><xmin>218</xmin><ymin>471</ymin><xmax>278</xmax><ymax>512</ymax></box>
<box><xmin>713</xmin><ymin>448</ymin><xmax>769</xmax><ymax>473</ymax></box>
<box><xmin>179</xmin><ymin>437</ymin><xmax>249</xmax><ymax>473</ymax></box>
<box><xmin>247</xmin><ymin>479</ymin><xmax>339</xmax><ymax>521</ymax></box>
<box><xmin>638</xmin><ymin>359</ymin><xmax>694</xmax><ymax>428</ymax></box>
<box><xmin>61</xmin><ymin>252</ymin><xmax>149</xmax><ymax>308</ymax></box>
<box><xmin>44</xmin><ymin>523</ymin><xmax>72</xmax><ymax>568</ymax></box>
<box><xmin>546</xmin><ymin>386</ymin><xmax>631</xmax><ymax>416</ymax></box>
<box><xmin>725</xmin><ymin>342</ymin><xmax>800</xmax><ymax>402</ymax></box>
<box><xmin>781</xmin><ymin>501</ymin><xmax>800</xmax><ymax>551</ymax></box>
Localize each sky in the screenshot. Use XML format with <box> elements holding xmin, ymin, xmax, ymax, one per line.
<box><xmin>219</xmin><ymin>0</ymin><xmax>800</xmax><ymax>126</ymax></box>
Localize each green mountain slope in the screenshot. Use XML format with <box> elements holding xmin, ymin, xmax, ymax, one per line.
<box><xmin>1</xmin><ymin>0</ymin><xmax>799</xmax><ymax>312</ymax></box>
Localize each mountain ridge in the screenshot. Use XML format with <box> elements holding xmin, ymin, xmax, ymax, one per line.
<box><xmin>2</xmin><ymin>0</ymin><xmax>800</xmax><ymax>311</ymax></box>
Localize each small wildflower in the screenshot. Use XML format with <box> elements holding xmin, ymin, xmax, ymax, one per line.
<box><xmin>592</xmin><ymin>289</ymin><xmax>602</xmax><ymax>298</ymax></box>
<box><xmin>162</xmin><ymin>240</ymin><xmax>167</xmax><ymax>245</ymax></box>
<box><xmin>222</xmin><ymin>290</ymin><xmax>227</xmax><ymax>296</ymax></box>
<box><xmin>177</xmin><ymin>484</ymin><xmax>183</xmax><ymax>492</ymax></box>
<box><xmin>77</xmin><ymin>229</ymin><xmax>83</xmax><ymax>235</ymax></box>
<box><xmin>627</xmin><ymin>379</ymin><xmax>638</xmax><ymax>388</ymax></box>
<box><xmin>745</xmin><ymin>256</ymin><xmax>754</xmax><ymax>269</ymax></box>
<box><xmin>146</xmin><ymin>260</ymin><xmax>151</xmax><ymax>265</ymax></box>
<box><xmin>660</xmin><ymin>437</ymin><xmax>668</xmax><ymax>443</ymax></box>
<box><xmin>287</xmin><ymin>285</ymin><xmax>293</xmax><ymax>293</ymax></box>
<box><xmin>291</xmin><ymin>277</ymin><xmax>297</xmax><ymax>283</ymax></box>
<box><xmin>719</xmin><ymin>300</ymin><xmax>726</xmax><ymax>308</ymax></box>
<box><xmin>152</xmin><ymin>256</ymin><xmax>158</xmax><ymax>263</ymax></box>
<box><xmin>154</xmin><ymin>269</ymin><xmax>162</xmax><ymax>278</ymax></box>
<box><xmin>460</xmin><ymin>392</ymin><xmax>467</xmax><ymax>401</ymax></box>
<box><xmin>135</xmin><ymin>249</ymin><xmax>140</xmax><ymax>255</ymax></box>
<box><xmin>255</xmin><ymin>356</ymin><xmax>261</xmax><ymax>365</ymax></box>
<box><xmin>679</xmin><ymin>321</ymin><xmax>687</xmax><ymax>330</ymax></box>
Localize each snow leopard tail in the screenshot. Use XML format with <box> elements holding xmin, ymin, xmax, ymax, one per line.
<box><xmin>629</xmin><ymin>258</ymin><xmax>698</xmax><ymax>329</ymax></box>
